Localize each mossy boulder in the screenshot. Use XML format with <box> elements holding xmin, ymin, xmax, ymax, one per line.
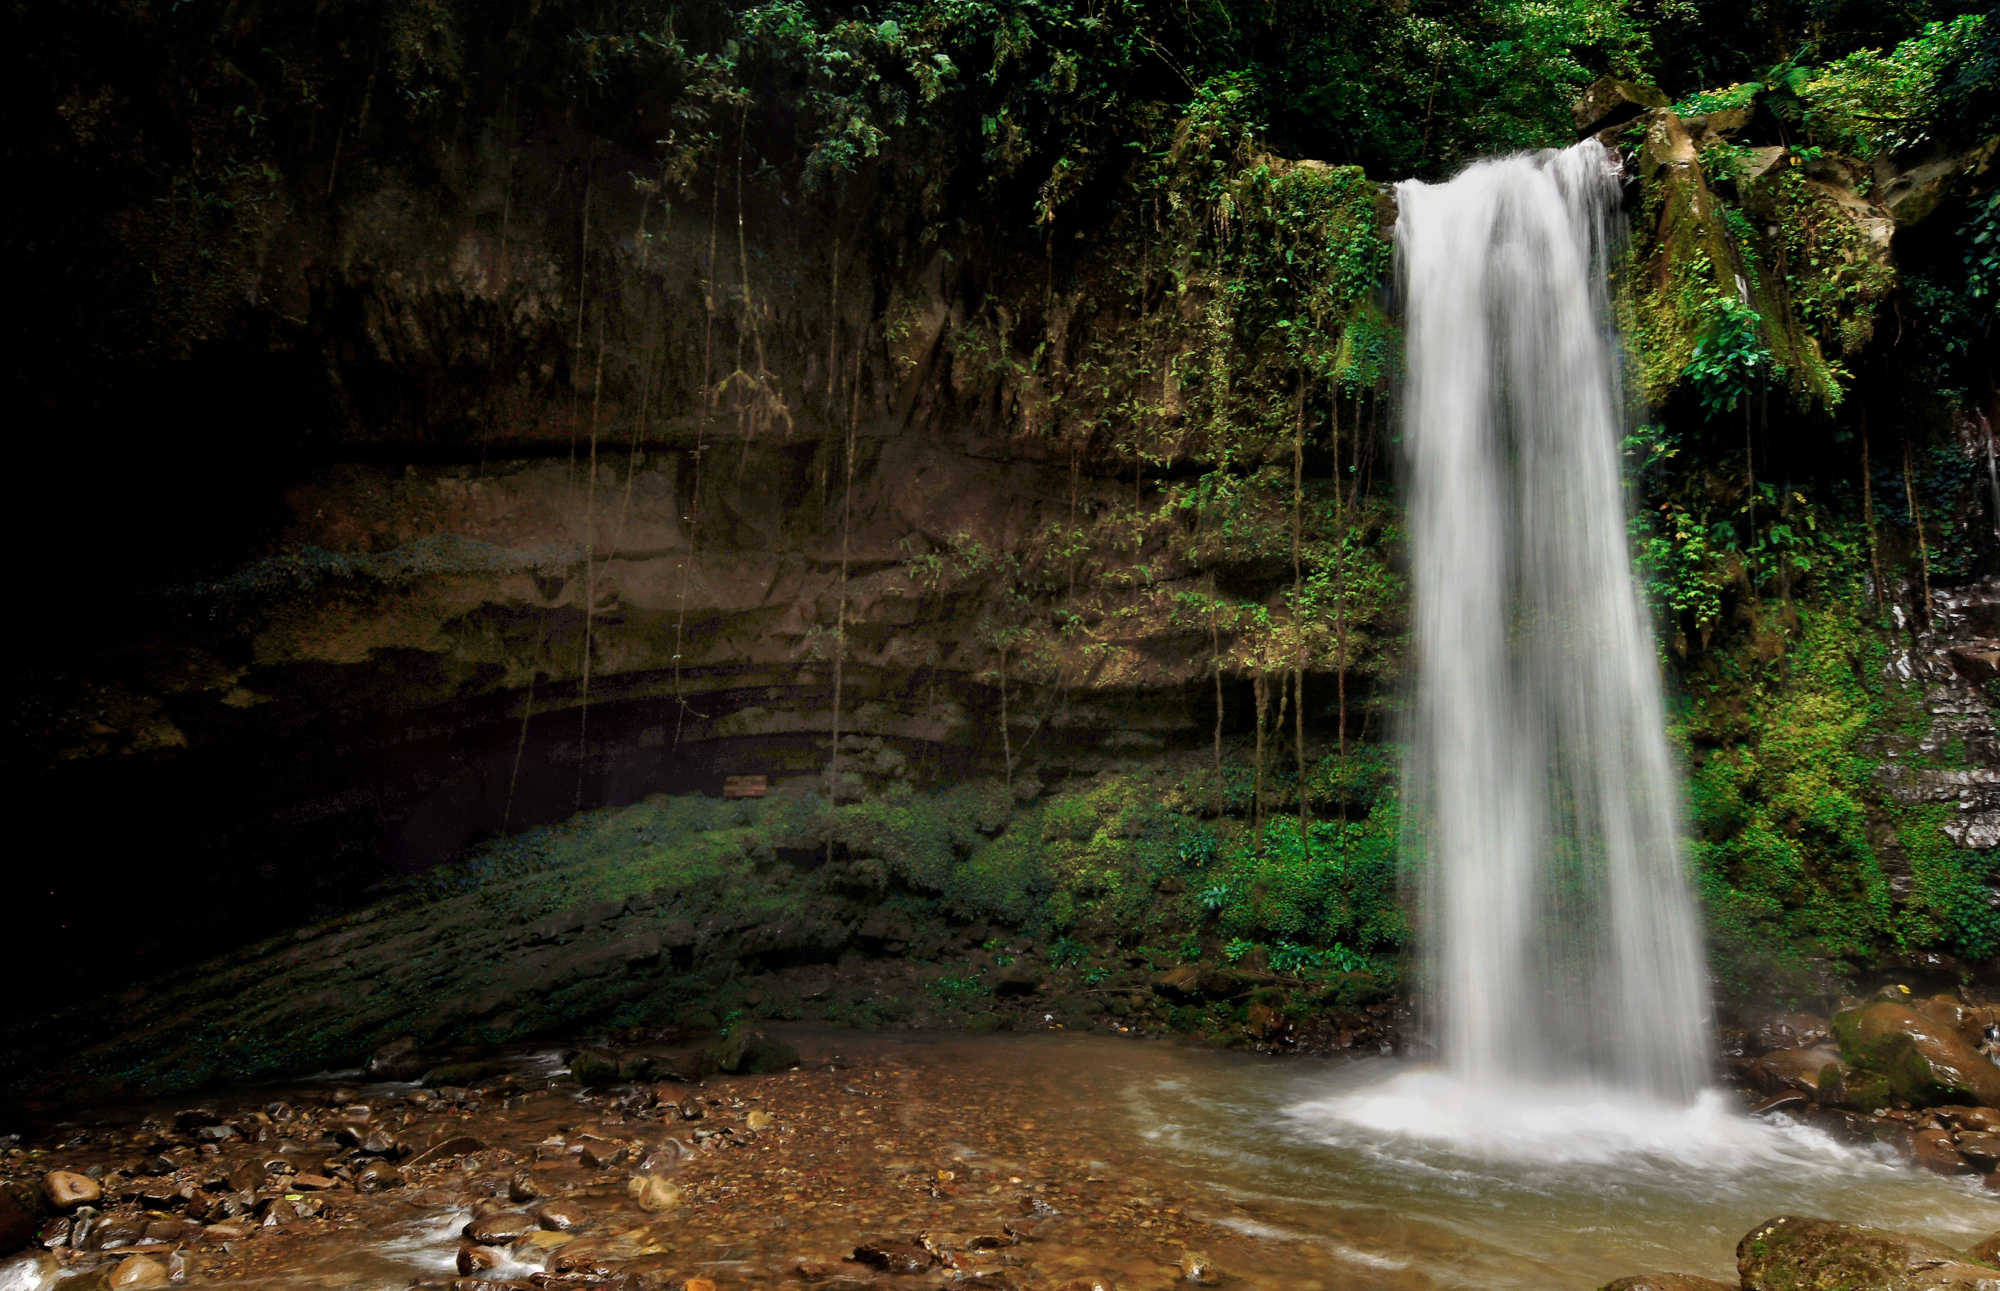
<box><xmin>1815</xmin><ymin>1061</ymin><xmax>1893</xmax><ymax>1113</ymax></box>
<box><xmin>421</xmin><ymin>1061</ymin><xmax>510</xmax><ymax>1088</ymax></box>
<box><xmin>1572</xmin><ymin>77</ymin><xmax>1669</xmax><ymax>135</ymax></box>
<box><xmin>713</xmin><ymin>1031</ymin><xmax>799</xmax><ymax>1075</ymax></box>
<box><xmin>1831</xmin><ymin>1002</ymin><xmax>2000</xmax><ymax>1108</ymax></box>
<box><xmin>568</xmin><ymin>1049</ymin><xmax>621</xmax><ymax>1086</ymax></box>
<box><xmin>1737</xmin><ymin>1215</ymin><xmax>1997</xmax><ymax>1290</ymax></box>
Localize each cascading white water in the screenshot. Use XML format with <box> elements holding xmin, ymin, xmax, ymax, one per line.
<box><xmin>1397</xmin><ymin>143</ymin><xmax>1710</xmax><ymax>1103</ymax></box>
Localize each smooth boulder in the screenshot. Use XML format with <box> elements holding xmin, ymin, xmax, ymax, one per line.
<box><xmin>568</xmin><ymin>1049</ymin><xmax>621</xmax><ymax>1086</ymax></box>
<box><xmin>712</xmin><ymin>1031</ymin><xmax>799</xmax><ymax>1075</ymax></box>
<box><xmin>1738</xmin><ymin>1215</ymin><xmax>2000</xmax><ymax>1290</ymax></box>
<box><xmin>1833</xmin><ymin>1003</ymin><xmax>2000</xmax><ymax>1108</ymax></box>
<box><xmin>107</xmin><ymin>1255</ymin><xmax>170</xmax><ymax>1288</ymax></box>
<box><xmin>465</xmin><ymin>1210</ymin><xmax>538</xmax><ymax>1244</ymax></box>
<box><xmin>627</xmin><ymin>1177</ymin><xmax>681</xmax><ymax>1213</ymax></box>
<box><xmin>43</xmin><ymin>1171</ymin><xmax>100</xmax><ymax>1210</ymax></box>
<box><xmin>1572</xmin><ymin>77</ymin><xmax>1670</xmax><ymax>135</ymax></box>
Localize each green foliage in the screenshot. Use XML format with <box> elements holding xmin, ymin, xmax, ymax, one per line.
<box><xmin>1685</xmin><ymin>296</ymin><xmax>1774</xmax><ymax>418</ymax></box>
<box><xmin>1805</xmin><ymin>14</ymin><xmax>1991</xmax><ymax>158</ymax></box>
<box><xmin>1681</xmin><ymin>607</ymin><xmax>1999</xmax><ymax>997</ymax></box>
<box><xmin>1683</xmin><ymin>610</ymin><xmax>1894</xmax><ymax>991</ymax></box>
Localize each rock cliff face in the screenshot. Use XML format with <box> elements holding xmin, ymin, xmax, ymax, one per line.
<box><xmin>14</xmin><ymin>50</ymin><xmax>1995</xmax><ymax>1016</ymax></box>
<box><xmin>20</xmin><ymin>146</ymin><xmax>1303</xmax><ymax>982</ymax></box>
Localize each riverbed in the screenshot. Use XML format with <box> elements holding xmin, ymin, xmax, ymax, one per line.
<box><xmin>2</xmin><ymin>1029</ymin><xmax>1991</xmax><ymax>1291</ymax></box>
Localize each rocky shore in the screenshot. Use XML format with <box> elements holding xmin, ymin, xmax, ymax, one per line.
<box><xmin>3</xmin><ymin>1023</ymin><xmax>1996</xmax><ymax>1290</ymax></box>
<box><xmin>1723</xmin><ymin>985</ymin><xmax>2000</xmax><ymax>1185</ymax></box>
<box><xmin>0</xmin><ymin>1032</ymin><xmax>1413</xmax><ymax>1291</ymax></box>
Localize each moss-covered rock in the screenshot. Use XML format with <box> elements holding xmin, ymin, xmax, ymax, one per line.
<box><xmin>568</xmin><ymin>1050</ymin><xmax>622</xmax><ymax>1086</ymax></box>
<box><xmin>1598</xmin><ymin>1275</ymin><xmax>1734</xmax><ymax>1291</ymax></box>
<box><xmin>1831</xmin><ymin>1002</ymin><xmax>2000</xmax><ymax>1108</ymax></box>
<box><xmin>713</xmin><ymin>1032</ymin><xmax>800</xmax><ymax>1075</ymax></box>
<box><xmin>1736</xmin><ymin>1214</ymin><xmax>1997</xmax><ymax>1290</ymax></box>
<box><xmin>1814</xmin><ymin>1061</ymin><xmax>1893</xmax><ymax>1113</ymax></box>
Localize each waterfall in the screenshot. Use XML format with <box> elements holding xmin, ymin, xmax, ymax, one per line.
<box><xmin>1397</xmin><ymin>143</ymin><xmax>1710</xmax><ymax>1102</ymax></box>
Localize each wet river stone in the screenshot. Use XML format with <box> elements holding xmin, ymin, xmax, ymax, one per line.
<box><xmin>465</xmin><ymin>1210</ymin><xmax>539</xmax><ymax>1244</ymax></box>
<box><xmin>1738</xmin><ymin>1215</ymin><xmax>2000</xmax><ymax>1290</ymax></box>
<box><xmin>107</xmin><ymin>1255</ymin><xmax>169</xmax><ymax>1288</ymax></box>
<box><xmin>43</xmin><ymin>1170</ymin><xmax>100</xmax><ymax>1209</ymax></box>
<box><xmin>534</xmin><ymin>1200</ymin><xmax>590</xmax><ymax>1231</ymax></box>
<box><xmin>853</xmin><ymin>1237</ymin><xmax>934</xmax><ymax>1274</ymax></box>
<box><xmin>627</xmin><ymin>1177</ymin><xmax>681</xmax><ymax>1213</ymax></box>
<box><xmin>713</xmin><ymin>1031</ymin><xmax>800</xmax><ymax>1075</ymax></box>
<box><xmin>569</xmin><ymin>1049</ymin><xmax>621</xmax><ymax>1086</ymax></box>
<box><xmin>1833</xmin><ymin>1003</ymin><xmax>2000</xmax><ymax>1108</ymax></box>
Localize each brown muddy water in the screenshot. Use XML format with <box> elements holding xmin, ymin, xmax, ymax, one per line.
<box><xmin>2</xmin><ymin>1029</ymin><xmax>1992</xmax><ymax>1291</ymax></box>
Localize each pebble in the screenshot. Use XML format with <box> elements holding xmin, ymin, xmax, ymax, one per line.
<box><xmin>107</xmin><ymin>1255</ymin><xmax>170</xmax><ymax>1287</ymax></box>
<box><xmin>1179</xmin><ymin>1249</ymin><xmax>1224</xmax><ymax>1284</ymax></box>
<box><xmin>466</xmin><ymin>1210</ymin><xmax>539</xmax><ymax>1244</ymax></box>
<box><xmin>578</xmin><ymin>1140</ymin><xmax>628</xmax><ymax>1170</ymax></box>
<box><xmin>355</xmin><ymin>1160</ymin><xmax>404</xmax><ymax>1192</ymax></box>
<box><xmin>746</xmin><ymin>1109</ymin><xmax>774</xmax><ymax>1131</ymax></box>
<box><xmin>627</xmin><ymin>1176</ymin><xmax>681</xmax><ymax>1213</ymax></box>
<box><xmin>44</xmin><ymin>1170</ymin><xmax>101</xmax><ymax>1209</ymax></box>
<box><xmin>853</xmin><ymin>1237</ymin><xmax>934</xmax><ymax>1273</ymax></box>
<box><xmin>1959</xmin><ymin>1132</ymin><xmax>2000</xmax><ymax>1167</ymax></box>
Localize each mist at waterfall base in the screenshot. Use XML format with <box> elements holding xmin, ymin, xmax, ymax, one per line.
<box><xmin>1296</xmin><ymin>143</ymin><xmax>1770</xmax><ymax>1163</ymax></box>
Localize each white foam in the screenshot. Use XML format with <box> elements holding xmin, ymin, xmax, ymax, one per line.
<box><xmin>1287</xmin><ymin>1068</ymin><xmax>1858</xmax><ymax>1170</ymax></box>
<box><xmin>0</xmin><ymin>1253</ymin><xmax>55</xmax><ymax>1291</ymax></box>
<box><xmin>363</xmin><ymin>1206</ymin><xmax>476</xmax><ymax>1272</ymax></box>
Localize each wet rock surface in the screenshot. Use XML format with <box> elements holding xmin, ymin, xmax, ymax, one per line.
<box><xmin>1735</xmin><ymin>1215</ymin><xmax>1999</xmax><ymax>1290</ymax></box>
<box><xmin>1832</xmin><ymin>999</ymin><xmax>2000</xmax><ymax>1109</ymax></box>
<box><xmin>1721</xmin><ymin>985</ymin><xmax>2000</xmax><ymax>1187</ymax></box>
<box><xmin>3</xmin><ymin>1027</ymin><xmax>1992</xmax><ymax>1291</ymax></box>
<box><xmin>0</xmin><ymin>1032</ymin><xmax>1374</xmax><ymax>1291</ymax></box>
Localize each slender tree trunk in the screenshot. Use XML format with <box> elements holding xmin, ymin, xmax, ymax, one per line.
<box><xmin>1861</xmin><ymin>407</ymin><xmax>1882</xmax><ymax>612</ymax></box>
<box><xmin>1212</xmin><ymin>601</ymin><xmax>1225</xmax><ymax>821</ymax></box>
<box><xmin>1252</xmin><ymin>673</ymin><xmax>1266</xmax><ymax>833</ymax></box>
<box><xmin>1744</xmin><ymin>401</ymin><xmax>1757</xmax><ymax>599</ymax></box>
<box><xmin>1982</xmin><ymin>408</ymin><xmax>1999</xmax><ymax>542</ymax></box>
<box><xmin>1292</xmin><ymin>379</ymin><xmax>1308</xmax><ymax>839</ymax></box>
<box><xmin>1904</xmin><ymin>429</ymin><xmax>1933</xmax><ymax>619</ymax></box>
<box><xmin>1295</xmin><ymin>668</ymin><xmax>1307</xmax><ymax>838</ymax></box>
<box><xmin>999</xmin><ymin>645</ymin><xmax>1012</xmax><ymax>790</ymax></box>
